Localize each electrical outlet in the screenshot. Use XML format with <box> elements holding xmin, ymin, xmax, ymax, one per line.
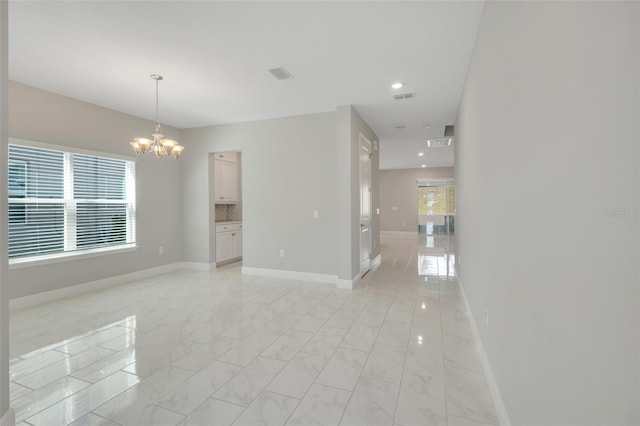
<box><xmin>158</xmin><ymin>246</ymin><xmax>164</xmax><ymax>255</ymax></box>
<box><xmin>280</xmin><ymin>249</ymin><xmax>285</xmax><ymax>258</ymax></box>
<box><xmin>484</xmin><ymin>309</ymin><xmax>489</xmax><ymax>327</ymax></box>
<box><xmin>313</xmin><ymin>210</ymin><xmax>319</xmax><ymax>219</ymax></box>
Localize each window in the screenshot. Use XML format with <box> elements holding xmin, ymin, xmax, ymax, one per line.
<box><xmin>8</xmin><ymin>143</ymin><xmax>136</xmax><ymax>262</ymax></box>
<box><xmin>418</xmin><ymin>186</ymin><xmax>453</xmax><ymax>215</ymax></box>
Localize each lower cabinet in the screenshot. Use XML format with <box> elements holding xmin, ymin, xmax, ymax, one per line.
<box><xmin>231</xmin><ymin>230</ymin><xmax>243</xmax><ymax>258</ymax></box>
<box><xmin>216</xmin><ymin>231</ymin><xmax>233</xmax><ymax>262</ymax></box>
<box><xmin>215</xmin><ymin>223</ymin><xmax>242</xmax><ymax>264</ymax></box>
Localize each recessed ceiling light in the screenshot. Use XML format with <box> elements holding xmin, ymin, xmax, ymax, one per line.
<box><xmin>421</xmin><ymin>164</ymin><xmax>426</xmax><ymax>168</ymax></box>
<box><xmin>418</xmin><ymin>152</ymin><xmax>424</xmax><ymax>156</ymax></box>
<box><xmin>391</xmin><ymin>82</ymin><xmax>403</xmax><ymax>89</ymax></box>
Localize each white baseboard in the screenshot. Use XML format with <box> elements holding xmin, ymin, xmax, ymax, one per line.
<box><xmin>371</xmin><ymin>254</ymin><xmax>382</xmax><ymax>268</ymax></box>
<box><xmin>457</xmin><ymin>274</ymin><xmax>511</xmax><ymax>426</ymax></box>
<box><xmin>242</xmin><ymin>266</ymin><xmax>365</xmax><ymax>290</ymax></box>
<box><xmin>9</xmin><ymin>262</ymin><xmax>209</xmax><ymax>311</ymax></box>
<box><xmin>242</xmin><ymin>266</ymin><xmax>336</xmax><ymax>285</ymax></box>
<box><xmin>336</xmin><ymin>273</ymin><xmax>361</xmax><ymax>290</ymax></box>
<box><xmin>380</xmin><ymin>231</ymin><xmax>418</xmax><ymax>237</ymax></box>
<box><xmin>177</xmin><ymin>261</ymin><xmax>215</xmax><ymax>271</ymax></box>
<box><xmin>0</xmin><ymin>408</ymin><xmax>15</xmax><ymax>426</ymax></box>
<box><xmin>10</xmin><ymin>260</ymin><xmax>364</xmax><ymax>311</ymax></box>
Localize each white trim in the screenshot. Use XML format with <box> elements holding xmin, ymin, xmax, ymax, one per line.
<box><xmin>416</xmin><ymin>177</ymin><xmax>455</xmax><ymax>187</ymax></box>
<box><xmin>215</xmin><ymin>257</ymin><xmax>242</xmax><ymax>268</ymax></box>
<box><xmin>380</xmin><ymin>231</ymin><xmax>418</xmax><ymax>237</ymax></box>
<box><xmin>9</xmin><ymin>137</ymin><xmax>135</xmax><ymax>161</ymax></box>
<box><xmin>457</xmin><ymin>274</ymin><xmax>511</xmax><ymax>426</ymax></box>
<box><xmin>242</xmin><ymin>266</ymin><xmax>366</xmax><ymax>290</ymax></box>
<box><xmin>336</xmin><ymin>273</ymin><xmax>361</xmax><ymax>290</ymax></box>
<box><xmin>9</xmin><ymin>262</ymin><xmax>208</xmax><ymax>311</ymax></box>
<box><xmin>0</xmin><ymin>408</ymin><xmax>14</xmax><ymax>426</ymax></box>
<box><xmin>359</xmin><ymin>132</ymin><xmax>373</xmax><ymax>277</ymax></box>
<box><xmin>371</xmin><ymin>254</ymin><xmax>382</xmax><ymax>268</ymax></box>
<box><xmin>242</xmin><ymin>266</ymin><xmax>336</xmax><ymax>284</ymax></box>
<box><xmin>178</xmin><ymin>262</ymin><xmax>215</xmax><ymax>271</ymax></box>
<box><xmin>9</xmin><ymin>245</ymin><xmax>137</xmax><ymax>270</ymax></box>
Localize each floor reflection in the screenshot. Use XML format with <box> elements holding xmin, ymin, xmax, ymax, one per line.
<box><xmin>417</xmin><ymin>233</ymin><xmax>455</xmax><ymax>278</ymax></box>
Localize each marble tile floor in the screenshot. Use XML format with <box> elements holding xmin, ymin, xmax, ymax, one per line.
<box><xmin>9</xmin><ymin>234</ymin><xmax>498</xmax><ymax>426</ymax></box>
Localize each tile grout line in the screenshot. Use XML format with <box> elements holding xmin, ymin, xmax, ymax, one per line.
<box><xmin>277</xmin><ymin>302</ymin><xmax>360</xmax><ymax>425</ymax></box>
<box><xmin>13</xmin><ymin>374</ymin><xmax>95</xmax><ymax>424</ymax></box>
<box><xmin>336</xmin><ymin>279</ymin><xmax>391</xmax><ymax>425</ymax></box>
<box><xmin>89</xmin><ymin>411</ymin><xmax>122</xmax><ymax>426</ymax></box>
<box><xmin>440</xmin><ymin>273</ymin><xmax>451</xmax><ymax>426</ymax></box>
<box><xmin>391</xmin><ymin>280</ymin><xmax>418</xmax><ymax>426</ymax></box>
<box><xmin>257</xmin><ymin>299</ymin><xmax>352</xmax><ymax>425</ymax></box>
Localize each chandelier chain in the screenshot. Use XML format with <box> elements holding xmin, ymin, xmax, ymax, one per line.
<box><xmin>155</xmin><ymin>77</ymin><xmax>160</xmax><ymax>127</ymax></box>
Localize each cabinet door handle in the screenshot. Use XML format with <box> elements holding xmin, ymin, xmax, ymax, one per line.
<box><xmin>232</xmin><ymin>233</ymin><xmax>236</xmax><ymax>236</ymax></box>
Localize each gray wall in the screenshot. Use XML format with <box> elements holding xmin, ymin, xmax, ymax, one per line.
<box><xmin>0</xmin><ymin>0</ymin><xmax>9</xmax><ymax>418</ymax></box>
<box><xmin>182</xmin><ymin>107</ymin><xmax>379</xmax><ymax>282</ymax></box>
<box><xmin>182</xmin><ymin>112</ymin><xmax>340</xmax><ymax>276</ymax></box>
<box><xmin>456</xmin><ymin>2</ymin><xmax>639</xmax><ymax>424</ymax></box>
<box><xmin>7</xmin><ymin>83</ymin><xmax>381</xmax><ymax>295</ymax></box>
<box><xmin>380</xmin><ymin>167</ymin><xmax>454</xmax><ymax>232</ymax></box>
<box><xmin>335</xmin><ymin>106</ymin><xmax>352</xmax><ymax>279</ymax></box>
<box><xmin>8</xmin><ymin>82</ymin><xmax>183</xmax><ymax>299</ymax></box>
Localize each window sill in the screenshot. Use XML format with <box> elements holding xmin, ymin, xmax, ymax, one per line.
<box><xmin>9</xmin><ymin>244</ymin><xmax>138</xmax><ymax>270</ymax></box>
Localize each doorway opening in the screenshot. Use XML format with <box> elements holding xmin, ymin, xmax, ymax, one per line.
<box><xmin>417</xmin><ymin>181</ymin><xmax>455</xmax><ymax>237</ymax></box>
<box><xmin>417</xmin><ymin>179</ymin><xmax>455</xmax><ymax>277</ymax></box>
<box><xmin>210</xmin><ymin>151</ymin><xmax>243</xmax><ymax>267</ymax></box>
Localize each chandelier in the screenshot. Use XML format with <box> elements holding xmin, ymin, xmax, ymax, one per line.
<box><xmin>130</xmin><ymin>74</ymin><xmax>184</xmax><ymax>159</ymax></box>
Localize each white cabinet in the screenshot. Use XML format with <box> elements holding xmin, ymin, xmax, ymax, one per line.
<box><xmin>232</xmin><ymin>230</ymin><xmax>243</xmax><ymax>258</ymax></box>
<box><xmin>215</xmin><ymin>222</ymin><xmax>242</xmax><ymax>264</ymax></box>
<box><xmin>215</xmin><ymin>231</ymin><xmax>233</xmax><ymax>262</ymax></box>
<box><xmin>214</xmin><ymin>153</ymin><xmax>239</xmax><ymax>204</ymax></box>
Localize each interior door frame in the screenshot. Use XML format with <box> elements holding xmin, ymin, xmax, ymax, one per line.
<box><xmin>359</xmin><ymin>133</ymin><xmax>372</xmax><ymax>276</ymax></box>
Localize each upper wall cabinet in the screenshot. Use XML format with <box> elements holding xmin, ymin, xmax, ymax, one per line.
<box><xmin>214</xmin><ymin>152</ymin><xmax>239</xmax><ymax>204</ymax></box>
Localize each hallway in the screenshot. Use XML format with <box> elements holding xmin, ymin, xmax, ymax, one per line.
<box><xmin>9</xmin><ymin>234</ymin><xmax>497</xmax><ymax>426</ymax></box>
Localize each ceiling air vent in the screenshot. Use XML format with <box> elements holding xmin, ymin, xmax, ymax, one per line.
<box><xmin>268</xmin><ymin>67</ymin><xmax>293</xmax><ymax>80</ymax></box>
<box><xmin>394</xmin><ymin>124</ymin><xmax>406</xmax><ymax>131</ymax></box>
<box><xmin>427</xmin><ymin>138</ymin><xmax>453</xmax><ymax>148</ymax></box>
<box><xmin>392</xmin><ymin>92</ymin><xmax>414</xmax><ymax>100</ymax></box>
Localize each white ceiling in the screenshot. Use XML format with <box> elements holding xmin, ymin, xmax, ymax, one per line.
<box><xmin>8</xmin><ymin>1</ymin><xmax>484</xmax><ymax>170</ymax></box>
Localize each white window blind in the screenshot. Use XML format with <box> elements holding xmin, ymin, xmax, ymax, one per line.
<box><xmin>8</xmin><ymin>143</ymin><xmax>136</xmax><ymax>261</ymax></box>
